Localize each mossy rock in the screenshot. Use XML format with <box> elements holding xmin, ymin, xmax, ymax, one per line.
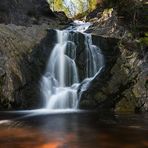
<box><xmin>139</xmin><ymin>37</ymin><xmax>148</xmax><ymax>46</ymax></box>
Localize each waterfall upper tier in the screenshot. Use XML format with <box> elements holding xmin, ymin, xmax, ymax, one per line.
<box><xmin>48</xmin><ymin>0</ymin><xmax>97</xmax><ymax>17</ymax></box>
<box><xmin>40</xmin><ymin>21</ymin><xmax>104</xmax><ymax>110</ymax></box>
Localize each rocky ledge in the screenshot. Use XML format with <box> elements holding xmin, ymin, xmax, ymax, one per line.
<box><xmin>80</xmin><ymin>40</ymin><xmax>148</xmax><ymax>112</ymax></box>
<box><xmin>80</xmin><ymin>2</ymin><xmax>148</xmax><ymax>112</ymax></box>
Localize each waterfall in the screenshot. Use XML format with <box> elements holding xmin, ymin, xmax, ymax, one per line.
<box><xmin>41</xmin><ymin>21</ymin><xmax>104</xmax><ymax>110</ymax></box>
<box><xmin>48</xmin><ymin>0</ymin><xmax>97</xmax><ymax>17</ymax></box>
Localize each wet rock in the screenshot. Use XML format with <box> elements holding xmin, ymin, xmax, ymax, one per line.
<box><xmin>0</xmin><ymin>23</ymin><xmax>147</xmax><ymax>112</ymax></box>
<box><xmin>79</xmin><ymin>39</ymin><xmax>148</xmax><ymax>112</ymax></box>
<box><xmin>65</xmin><ymin>41</ymin><xmax>76</xmax><ymax>60</ymax></box>
<box><xmin>0</xmin><ymin>0</ymin><xmax>72</xmax><ymax>110</ymax></box>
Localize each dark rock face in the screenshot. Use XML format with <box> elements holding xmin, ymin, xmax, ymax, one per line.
<box><xmin>79</xmin><ymin>40</ymin><xmax>148</xmax><ymax>112</ymax></box>
<box><xmin>86</xmin><ymin>9</ymin><xmax>126</xmax><ymax>39</ymax></box>
<box><xmin>79</xmin><ymin>36</ymin><xmax>120</xmax><ymax>110</ymax></box>
<box><xmin>0</xmin><ymin>25</ymin><xmax>71</xmax><ymax>110</ymax></box>
<box><xmin>0</xmin><ymin>24</ymin><xmax>50</xmax><ymax>109</ymax></box>
<box><xmin>81</xmin><ymin>1</ymin><xmax>148</xmax><ymax>112</ymax></box>
<box><xmin>0</xmin><ymin>0</ymin><xmax>71</xmax><ymax>26</ymax></box>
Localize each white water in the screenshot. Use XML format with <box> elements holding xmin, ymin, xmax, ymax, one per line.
<box><xmin>41</xmin><ymin>21</ymin><xmax>104</xmax><ymax>110</ymax></box>
<box><xmin>48</xmin><ymin>0</ymin><xmax>90</xmax><ymax>17</ymax></box>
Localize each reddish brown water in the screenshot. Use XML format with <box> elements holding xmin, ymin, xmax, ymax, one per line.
<box><xmin>0</xmin><ymin>111</ymin><xmax>148</xmax><ymax>148</ymax></box>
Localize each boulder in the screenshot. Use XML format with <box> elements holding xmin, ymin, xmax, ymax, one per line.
<box><xmin>0</xmin><ymin>0</ymin><xmax>71</xmax><ymax>26</ymax></box>
<box><xmin>0</xmin><ymin>24</ymin><xmax>52</xmax><ymax>110</ymax></box>
<box><xmin>79</xmin><ymin>40</ymin><xmax>148</xmax><ymax>112</ymax></box>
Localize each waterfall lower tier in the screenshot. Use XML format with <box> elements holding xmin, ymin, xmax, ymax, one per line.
<box><xmin>41</xmin><ymin>21</ymin><xmax>104</xmax><ymax>110</ymax></box>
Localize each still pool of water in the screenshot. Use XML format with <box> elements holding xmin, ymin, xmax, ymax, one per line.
<box><xmin>0</xmin><ymin>111</ymin><xmax>148</xmax><ymax>148</ymax></box>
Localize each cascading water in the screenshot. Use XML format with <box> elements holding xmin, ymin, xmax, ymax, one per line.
<box><xmin>41</xmin><ymin>21</ymin><xmax>104</xmax><ymax>110</ymax></box>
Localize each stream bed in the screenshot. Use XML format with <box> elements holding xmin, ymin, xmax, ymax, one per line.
<box><xmin>0</xmin><ymin>111</ymin><xmax>148</xmax><ymax>148</ymax></box>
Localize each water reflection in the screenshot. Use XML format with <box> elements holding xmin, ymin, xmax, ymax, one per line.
<box><xmin>0</xmin><ymin>112</ymin><xmax>148</xmax><ymax>148</ymax></box>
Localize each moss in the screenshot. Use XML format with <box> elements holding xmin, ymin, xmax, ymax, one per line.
<box><xmin>48</xmin><ymin>0</ymin><xmax>98</xmax><ymax>17</ymax></box>
<box><xmin>74</xmin><ymin>10</ymin><xmax>89</xmax><ymax>20</ymax></box>
<box><xmin>103</xmin><ymin>8</ymin><xmax>113</xmax><ymax>15</ymax></box>
<box><xmin>139</xmin><ymin>37</ymin><xmax>148</xmax><ymax>46</ymax></box>
<box><xmin>145</xmin><ymin>32</ymin><xmax>148</xmax><ymax>37</ymax></box>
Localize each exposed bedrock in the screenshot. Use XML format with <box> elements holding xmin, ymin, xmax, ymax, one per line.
<box><xmin>80</xmin><ymin>41</ymin><xmax>148</xmax><ymax>112</ymax></box>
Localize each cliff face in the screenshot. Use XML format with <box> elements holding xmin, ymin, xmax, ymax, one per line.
<box><xmin>0</xmin><ymin>24</ymin><xmax>48</xmax><ymax>109</ymax></box>
<box><xmin>0</xmin><ymin>0</ymin><xmax>71</xmax><ymax>26</ymax></box>
<box><xmin>80</xmin><ymin>40</ymin><xmax>148</xmax><ymax>112</ymax></box>
<box><xmin>0</xmin><ymin>0</ymin><xmax>71</xmax><ymax>110</ymax></box>
<box><xmin>0</xmin><ymin>0</ymin><xmax>52</xmax><ymax>25</ymax></box>
<box><xmin>79</xmin><ymin>1</ymin><xmax>148</xmax><ymax>112</ymax></box>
